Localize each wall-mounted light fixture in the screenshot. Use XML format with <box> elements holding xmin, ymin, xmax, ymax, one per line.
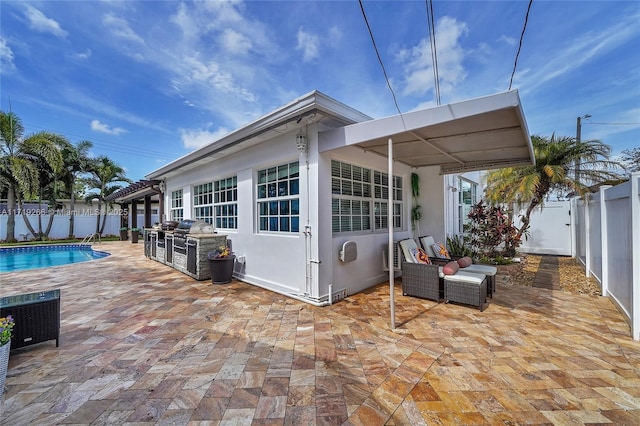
<box><xmin>296</xmin><ymin>133</ymin><xmax>307</xmax><ymax>153</ymax></box>
<box><xmin>448</xmin><ymin>185</ymin><xmax>458</xmax><ymax>192</ymax></box>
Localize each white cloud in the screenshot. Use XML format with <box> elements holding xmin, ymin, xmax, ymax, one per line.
<box><xmin>515</xmin><ymin>14</ymin><xmax>640</xmax><ymax>94</ymax></box>
<box><xmin>91</xmin><ymin>120</ymin><xmax>127</xmax><ymax>135</ymax></box>
<box><xmin>0</xmin><ymin>38</ymin><xmax>16</xmax><ymax>74</ymax></box>
<box><xmin>102</xmin><ymin>13</ymin><xmax>144</xmax><ymax>45</ymax></box>
<box><xmin>221</xmin><ymin>29</ymin><xmax>252</xmax><ymax>55</ymax></box>
<box><xmin>23</xmin><ymin>5</ymin><xmax>68</xmax><ymax>38</ymax></box>
<box><xmin>179</xmin><ymin>127</ymin><xmax>230</xmax><ymax>150</ymax></box>
<box><xmin>296</xmin><ymin>27</ymin><xmax>320</xmax><ymax>62</ymax></box>
<box><xmin>328</xmin><ymin>26</ymin><xmax>342</xmax><ymax>47</ymax></box>
<box><xmin>71</xmin><ymin>49</ymin><xmax>92</xmax><ymax>60</ymax></box>
<box><xmin>498</xmin><ymin>35</ymin><xmax>516</xmax><ymax>46</ymax></box>
<box><xmin>398</xmin><ymin>16</ymin><xmax>469</xmax><ymax>98</ymax></box>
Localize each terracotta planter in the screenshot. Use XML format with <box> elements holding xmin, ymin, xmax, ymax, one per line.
<box><xmin>0</xmin><ymin>341</ymin><xmax>9</xmax><ymax>396</ymax></box>
<box><xmin>208</xmin><ymin>256</ymin><xmax>235</xmax><ymax>284</ymax></box>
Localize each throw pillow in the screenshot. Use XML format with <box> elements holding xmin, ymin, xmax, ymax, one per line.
<box><xmin>415</xmin><ymin>248</ymin><xmax>431</xmax><ymax>264</ymax></box>
<box><xmin>457</xmin><ymin>256</ymin><xmax>473</xmax><ymax>268</ymax></box>
<box><xmin>408</xmin><ymin>248</ymin><xmax>419</xmax><ymax>263</ymax></box>
<box><xmin>443</xmin><ymin>261</ymin><xmax>459</xmax><ymax>275</ymax></box>
<box><xmin>432</xmin><ymin>242</ymin><xmax>451</xmax><ymax>260</ymax></box>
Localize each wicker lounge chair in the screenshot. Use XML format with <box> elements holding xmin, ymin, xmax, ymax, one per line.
<box><xmin>398</xmin><ymin>239</ymin><xmax>488</xmax><ymax>310</ymax></box>
<box><xmin>419</xmin><ymin>235</ymin><xmax>498</xmax><ymax>298</ymax></box>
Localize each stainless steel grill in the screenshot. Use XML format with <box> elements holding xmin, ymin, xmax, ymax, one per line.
<box><xmin>173</xmin><ymin>220</ymin><xmax>214</xmax><ymax>254</ymax></box>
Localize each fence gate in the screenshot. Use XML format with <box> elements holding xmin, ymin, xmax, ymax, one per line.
<box><xmin>517</xmin><ymin>200</ymin><xmax>572</xmax><ymax>256</ymax></box>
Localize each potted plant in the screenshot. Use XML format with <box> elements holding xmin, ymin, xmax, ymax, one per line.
<box><xmin>207</xmin><ymin>244</ymin><xmax>235</xmax><ymax>284</ymax></box>
<box><xmin>0</xmin><ymin>315</ymin><xmax>14</xmax><ymax>395</ymax></box>
<box><xmin>119</xmin><ymin>227</ymin><xmax>128</xmax><ymax>241</ymax></box>
<box><xmin>130</xmin><ymin>227</ymin><xmax>141</xmax><ymax>243</ymax></box>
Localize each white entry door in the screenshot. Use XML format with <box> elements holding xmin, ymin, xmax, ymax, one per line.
<box><xmin>517</xmin><ymin>200</ymin><xmax>572</xmax><ymax>256</ymax></box>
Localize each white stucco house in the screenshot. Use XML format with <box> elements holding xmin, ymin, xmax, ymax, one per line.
<box><xmin>145</xmin><ymin>90</ymin><xmax>533</xmax><ymax>306</ymax></box>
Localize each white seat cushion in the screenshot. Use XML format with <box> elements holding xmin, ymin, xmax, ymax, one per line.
<box><xmin>443</xmin><ymin>270</ymin><xmax>485</xmax><ymax>285</ymax></box>
<box><xmin>398</xmin><ymin>239</ymin><xmax>419</xmax><ymax>263</ymax></box>
<box><xmin>420</xmin><ymin>236</ymin><xmax>437</xmax><ymax>257</ymax></box>
<box><xmin>462</xmin><ymin>264</ymin><xmax>497</xmax><ymax>276</ymax></box>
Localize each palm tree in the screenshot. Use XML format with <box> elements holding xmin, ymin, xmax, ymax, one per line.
<box><xmin>59</xmin><ymin>140</ymin><xmax>93</xmax><ymax>238</ymax></box>
<box><xmin>83</xmin><ymin>156</ymin><xmax>131</xmax><ymax>236</ymax></box>
<box><xmin>0</xmin><ymin>111</ymin><xmax>64</xmax><ymax>242</ymax></box>
<box><xmin>484</xmin><ymin>134</ymin><xmax>622</xmax><ymax>241</ymax></box>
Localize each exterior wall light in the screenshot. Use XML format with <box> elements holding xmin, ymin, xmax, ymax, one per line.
<box><xmin>296</xmin><ymin>134</ymin><xmax>307</xmax><ymax>153</ymax></box>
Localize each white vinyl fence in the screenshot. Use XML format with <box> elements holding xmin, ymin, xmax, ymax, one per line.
<box><xmin>572</xmin><ymin>172</ymin><xmax>640</xmax><ymax>340</ymax></box>
<box><xmin>0</xmin><ymin>212</ymin><xmax>159</xmax><ymax>241</ymax></box>
<box><xmin>517</xmin><ymin>200</ymin><xmax>572</xmax><ymax>256</ymax></box>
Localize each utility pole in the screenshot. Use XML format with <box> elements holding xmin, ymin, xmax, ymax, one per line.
<box><xmin>576</xmin><ymin>114</ymin><xmax>591</xmax><ymax>184</ymax></box>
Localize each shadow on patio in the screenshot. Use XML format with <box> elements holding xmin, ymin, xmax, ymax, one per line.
<box><xmin>1</xmin><ymin>242</ymin><xmax>639</xmax><ymax>425</ymax></box>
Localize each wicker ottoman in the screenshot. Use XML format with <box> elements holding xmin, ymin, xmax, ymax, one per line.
<box><xmin>460</xmin><ymin>263</ymin><xmax>497</xmax><ymax>298</ymax></box>
<box><xmin>444</xmin><ymin>271</ymin><xmax>487</xmax><ymax>311</ymax></box>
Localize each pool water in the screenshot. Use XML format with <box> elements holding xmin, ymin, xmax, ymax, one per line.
<box><xmin>0</xmin><ymin>245</ymin><xmax>110</xmax><ymax>273</ymax></box>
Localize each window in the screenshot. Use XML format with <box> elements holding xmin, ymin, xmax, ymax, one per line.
<box><xmin>170</xmin><ymin>189</ymin><xmax>183</xmax><ymax>221</ymax></box>
<box><xmin>331</xmin><ymin>160</ymin><xmax>402</xmax><ymax>233</ymax></box>
<box><xmin>214</xmin><ymin>177</ymin><xmax>238</xmax><ymax>229</ymax></box>
<box><xmin>458</xmin><ymin>178</ymin><xmax>478</xmax><ymax>233</ymax></box>
<box><xmin>257</xmin><ymin>161</ymin><xmax>299</xmax><ymax>232</ymax></box>
<box><xmin>193</xmin><ymin>183</ymin><xmax>213</xmax><ymax>224</ymax></box>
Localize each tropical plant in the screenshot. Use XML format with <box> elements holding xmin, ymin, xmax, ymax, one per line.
<box><xmin>0</xmin><ymin>111</ymin><xmax>64</xmax><ymax>242</ymax></box>
<box><xmin>464</xmin><ymin>200</ymin><xmax>522</xmax><ymax>259</ymax></box>
<box><xmin>59</xmin><ymin>140</ymin><xmax>94</xmax><ymax>238</ymax></box>
<box><xmin>484</xmin><ymin>134</ymin><xmax>622</xmax><ymax>241</ymax></box>
<box><xmin>83</xmin><ymin>156</ymin><xmax>131</xmax><ymax>235</ymax></box>
<box><xmin>207</xmin><ymin>245</ymin><xmax>233</xmax><ymax>259</ymax></box>
<box><xmin>0</xmin><ymin>315</ymin><xmax>14</xmax><ymax>346</ymax></box>
<box><xmin>620</xmin><ymin>147</ymin><xmax>640</xmax><ymax>175</ymax></box>
<box><xmin>446</xmin><ymin>234</ymin><xmax>473</xmax><ymax>258</ymax></box>
<box><xmin>410</xmin><ymin>172</ymin><xmax>421</xmax><ymax>234</ymax></box>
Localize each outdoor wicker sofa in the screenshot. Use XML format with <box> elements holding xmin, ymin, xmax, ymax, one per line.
<box><xmin>398</xmin><ymin>239</ymin><xmax>488</xmax><ymax>311</ymax></box>
<box><xmin>419</xmin><ymin>235</ymin><xmax>498</xmax><ymax>298</ymax></box>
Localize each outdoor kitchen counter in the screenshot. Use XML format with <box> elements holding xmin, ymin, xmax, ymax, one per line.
<box><xmin>144</xmin><ymin>229</ymin><xmax>227</xmax><ymax>281</ymax></box>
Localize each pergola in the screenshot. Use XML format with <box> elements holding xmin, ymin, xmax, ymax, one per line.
<box><xmin>105</xmin><ymin>179</ymin><xmax>164</xmax><ymax>230</ymax></box>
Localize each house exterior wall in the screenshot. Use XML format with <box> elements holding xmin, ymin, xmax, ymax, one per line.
<box><xmin>321</xmin><ymin>146</ymin><xmax>413</xmax><ymax>298</ymax></box>
<box><xmin>161</xmin><ymin>125</ymin><xmax>431</xmax><ymax>303</ymax></box>
<box><xmin>414</xmin><ymin>167</ymin><xmax>446</xmax><ymax>243</ymax></box>
<box><xmin>164</xmin><ymin>128</ymin><xmax>312</xmax><ymax>298</ymax></box>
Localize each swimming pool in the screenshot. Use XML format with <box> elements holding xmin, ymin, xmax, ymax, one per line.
<box><xmin>0</xmin><ymin>245</ymin><xmax>111</xmax><ymax>273</ymax></box>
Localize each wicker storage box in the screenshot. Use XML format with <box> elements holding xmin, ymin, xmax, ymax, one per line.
<box><xmin>444</xmin><ymin>272</ymin><xmax>487</xmax><ymax>311</ymax></box>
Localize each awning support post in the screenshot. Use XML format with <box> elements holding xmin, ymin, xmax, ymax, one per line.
<box><xmin>388</xmin><ymin>137</ymin><xmax>395</xmax><ymax>329</ymax></box>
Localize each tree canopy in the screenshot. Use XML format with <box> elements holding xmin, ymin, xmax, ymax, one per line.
<box><xmin>484</xmin><ymin>134</ymin><xmax>623</xmax><ymax>240</ymax></box>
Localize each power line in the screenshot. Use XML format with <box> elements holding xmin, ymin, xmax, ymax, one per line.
<box><xmin>20</xmin><ymin>123</ymin><xmax>178</xmax><ymax>160</ymax></box>
<box><xmin>584</xmin><ymin>121</ymin><xmax>640</xmax><ymax>126</ymax></box>
<box><xmin>426</xmin><ymin>0</ymin><xmax>441</xmax><ymax>105</ymax></box>
<box><xmin>358</xmin><ymin>0</ymin><xmax>403</xmax><ymax>117</ymax></box>
<box><xmin>508</xmin><ymin>0</ymin><xmax>534</xmax><ymax>91</ymax></box>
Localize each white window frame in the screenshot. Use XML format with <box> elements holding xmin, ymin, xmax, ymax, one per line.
<box><xmin>193</xmin><ymin>182</ymin><xmax>213</xmax><ymax>224</ymax></box>
<box><xmin>458</xmin><ymin>177</ymin><xmax>478</xmax><ymax>233</ymax></box>
<box><xmin>170</xmin><ymin>189</ymin><xmax>183</xmax><ymax>221</ymax></box>
<box><xmin>331</xmin><ymin>160</ymin><xmax>403</xmax><ymax>234</ymax></box>
<box><xmin>257</xmin><ymin>161</ymin><xmax>300</xmax><ymax>233</ymax></box>
<box><xmin>214</xmin><ymin>176</ymin><xmax>238</xmax><ymax>229</ymax></box>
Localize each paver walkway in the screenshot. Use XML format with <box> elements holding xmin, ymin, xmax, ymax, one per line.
<box><xmin>533</xmin><ymin>255</ymin><xmax>562</xmax><ymax>291</ymax></box>
<box><xmin>1</xmin><ymin>242</ymin><xmax>639</xmax><ymax>425</ymax></box>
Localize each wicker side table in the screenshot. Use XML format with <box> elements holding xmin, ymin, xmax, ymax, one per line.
<box><xmin>0</xmin><ymin>289</ymin><xmax>60</xmax><ymax>350</ymax></box>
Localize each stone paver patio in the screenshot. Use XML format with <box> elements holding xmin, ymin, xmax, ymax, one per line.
<box><xmin>1</xmin><ymin>241</ymin><xmax>639</xmax><ymax>425</ymax></box>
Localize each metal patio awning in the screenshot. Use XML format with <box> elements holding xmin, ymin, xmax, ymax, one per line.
<box><xmin>319</xmin><ymin>90</ymin><xmax>534</xmax><ymax>175</ymax></box>
<box><xmin>321</xmin><ymin>90</ymin><xmax>534</xmax><ymax>329</ymax></box>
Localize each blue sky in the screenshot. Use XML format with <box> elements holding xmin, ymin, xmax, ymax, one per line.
<box><xmin>1</xmin><ymin>1</ymin><xmax>639</xmax><ymax>183</ymax></box>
